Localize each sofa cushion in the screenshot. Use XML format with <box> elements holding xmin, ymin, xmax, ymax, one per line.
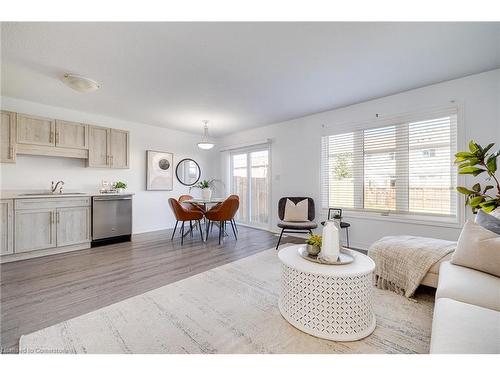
<box><xmin>451</xmin><ymin>220</ymin><xmax>500</xmax><ymax>277</ymax></box>
<box><xmin>430</xmin><ymin>298</ymin><xmax>500</xmax><ymax>354</ymax></box>
<box><xmin>436</xmin><ymin>261</ymin><xmax>500</xmax><ymax>311</ymax></box>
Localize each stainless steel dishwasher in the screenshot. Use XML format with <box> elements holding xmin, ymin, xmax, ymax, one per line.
<box><xmin>92</xmin><ymin>195</ymin><xmax>132</xmax><ymax>246</ymax></box>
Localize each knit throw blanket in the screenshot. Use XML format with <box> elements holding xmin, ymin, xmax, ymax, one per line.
<box><xmin>368</xmin><ymin>235</ymin><xmax>456</xmax><ymax>298</ymax></box>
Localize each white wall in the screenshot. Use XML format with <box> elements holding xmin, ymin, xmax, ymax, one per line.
<box><xmin>218</xmin><ymin>69</ymin><xmax>500</xmax><ymax>249</ymax></box>
<box><xmin>0</xmin><ymin>97</ymin><xmax>219</xmax><ymax>234</ymax></box>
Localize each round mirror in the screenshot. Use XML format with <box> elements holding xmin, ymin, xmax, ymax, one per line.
<box><xmin>175</xmin><ymin>158</ymin><xmax>201</xmax><ymax>186</ymax></box>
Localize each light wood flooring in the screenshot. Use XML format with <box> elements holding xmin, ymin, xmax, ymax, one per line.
<box><xmin>0</xmin><ymin>226</ymin><xmax>303</xmax><ymax>353</ymax></box>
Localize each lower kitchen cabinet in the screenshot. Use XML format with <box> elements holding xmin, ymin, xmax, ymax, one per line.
<box><xmin>12</xmin><ymin>197</ymin><xmax>91</xmax><ymax>256</ymax></box>
<box><xmin>56</xmin><ymin>206</ymin><xmax>91</xmax><ymax>247</ymax></box>
<box><xmin>0</xmin><ymin>199</ymin><xmax>14</xmax><ymax>255</ymax></box>
<box><xmin>15</xmin><ymin>208</ymin><xmax>57</xmax><ymax>253</ymax></box>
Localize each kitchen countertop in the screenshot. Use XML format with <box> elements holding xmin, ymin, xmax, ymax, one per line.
<box><xmin>0</xmin><ymin>191</ymin><xmax>135</xmax><ymax>199</ymax></box>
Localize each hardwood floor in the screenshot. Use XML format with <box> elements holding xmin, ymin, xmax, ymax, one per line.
<box><xmin>0</xmin><ymin>226</ymin><xmax>303</xmax><ymax>353</ymax></box>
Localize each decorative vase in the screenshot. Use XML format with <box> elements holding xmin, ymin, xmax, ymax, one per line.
<box><xmin>318</xmin><ymin>220</ymin><xmax>341</xmax><ymax>262</ymax></box>
<box><xmin>116</xmin><ymin>188</ymin><xmax>124</xmax><ymax>194</ymax></box>
<box><xmin>201</xmin><ymin>188</ymin><xmax>212</xmax><ymax>200</ymax></box>
<box><xmin>306</xmin><ymin>244</ymin><xmax>321</xmax><ymax>256</ymax></box>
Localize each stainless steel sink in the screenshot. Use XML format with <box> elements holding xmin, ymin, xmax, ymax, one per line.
<box><xmin>18</xmin><ymin>192</ymin><xmax>87</xmax><ymax>196</ymax></box>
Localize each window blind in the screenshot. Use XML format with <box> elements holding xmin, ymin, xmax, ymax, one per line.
<box><xmin>321</xmin><ymin>110</ymin><xmax>458</xmax><ymax>220</ymax></box>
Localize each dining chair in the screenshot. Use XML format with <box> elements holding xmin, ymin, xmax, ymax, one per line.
<box><xmin>178</xmin><ymin>194</ymin><xmax>193</xmax><ymax>202</ymax></box>
<box><xmin>227</xmin><ymin>195</ymin><xmax>239</xmax><ymax>233</ymax></box>
<box><xmin>276</xmin><ymin>197</ymin><xmax>317</xmax><ymax>249</ymax></box>
<box><xmin>204</xmin><ymin>196</ymin><xmax>240</xmax><ymax>244</ymax></box>
<box><xmin>168</xmin><ymin>198</ymin><xmax>204</xmax><ymax>245</ymax></box>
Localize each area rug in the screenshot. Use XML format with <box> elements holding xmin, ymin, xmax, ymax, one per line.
<box><xmin>19</xmin><ymin>248</ymin><xmax>435</xmax><ymax>354</ymax></box>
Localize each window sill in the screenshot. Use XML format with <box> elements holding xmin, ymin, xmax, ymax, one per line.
<box><xmin>323</xmin><ymin>209</ymin><xmax>464</xmax><ymax>229</ymax></box>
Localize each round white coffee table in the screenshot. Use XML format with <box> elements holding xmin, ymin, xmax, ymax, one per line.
<box><xmin>278</xmin><ymin>245</ymin><xmax>376</xmax><ymax>341</ymax></box>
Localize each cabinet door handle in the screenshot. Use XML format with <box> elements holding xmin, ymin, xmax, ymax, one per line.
<box><xmin>57</xmin><ymin>212</ymin><xmax>60</xmax><ymax>223</ymax></box>
<box><xmin>55</xmin><ymin>132</ymin><xmax>59</xmax><ymax>144</ymax></box>
<box><xmin>10</xmin><ymin>146</ymin><xmax>14</xmax><ymax>159</ymax></box>
<box><xmin>49</xmin><ymin>132</ymin><xmax>53</xmax><ymax>143</ymax></box>
<box><xmin>50</xmin><ymin>211</ymin><xmax>54</xmax><ymax>224</ymax></box>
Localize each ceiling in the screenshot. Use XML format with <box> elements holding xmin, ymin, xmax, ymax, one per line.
<box><xmin>2</xmin><ymin>22</ymin><xmax>500</xmax><ymax>137</ymax></box>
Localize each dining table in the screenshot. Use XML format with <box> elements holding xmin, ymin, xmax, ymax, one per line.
<box><xmin>183</xmin><ymin>197</ymin><xmax>225</xmax><ymax>211</ymax></box>
<box><xmin>182</xmin><ymin>197</ymin><xmax>226</xmax><ymax>238</ymax></box>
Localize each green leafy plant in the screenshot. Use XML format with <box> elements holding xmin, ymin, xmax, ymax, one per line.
<box><xmin>189</xmin><ymin>179</ymin><xmax>224</xmax><ymax>191</ymax></box>
<box><xmin>455</xmin><ymin>141</ymin><xmax>499</xmax><ymax>213</ymax></box>
<box><xmin>114</xmin><ymin>181</ymin><xmax>127</xmax><ymax>189</ymax></box>
<box><xmin>305</xmin><ymin>234</ymin><xmax>322</xmax><ymax>248</ymax></box>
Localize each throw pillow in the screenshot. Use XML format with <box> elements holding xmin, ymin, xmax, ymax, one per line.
<box><xmin>451</xmin><ymin>220</ymin><xmax>500</xmax><ymax>277</ymax></box>
<box><xmin>490</xmin><ymin>207</ymin><xmax>500</xmax><ymax>220</ymax></box>
<box><xmin>475</xmin><ymin>209</ymin><xmax>500</xmax><ymax>235</ymax></box>
<box><xmin>283</xmin><ymin>199</ymin><xmax>308</xmax><ymax>222</ymax></box>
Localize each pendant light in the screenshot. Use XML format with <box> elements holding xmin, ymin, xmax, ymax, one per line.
<box><xmin>197</xmin><ymin>120</ymin><xmax>215</xmax><ymax>150</ymax></box>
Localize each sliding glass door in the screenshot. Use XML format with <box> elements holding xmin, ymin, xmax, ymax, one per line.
<box><xmin>230</xmin><ymin>147</ymin><xmax>270</xmax><ymax>228</ymax></box>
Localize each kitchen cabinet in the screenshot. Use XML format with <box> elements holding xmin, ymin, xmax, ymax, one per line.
<box><xmin>13</xmin><ymin>197</ymin><xmax>91</xmax><ymax>255</ymax></box>
<box><xmin>88</xmin><ymin>125</ymin><xmax>129</xmax><ymax>169</ymax></box>
<box><xmin>16</xmin><ymin>113</ymin><xmax>55</xmax><ymax>147</ymax></box>
<box><xmin>16</xmin><ymin>114</ymin><xmax>89</xmax><ymax>159</ymax></box>
<box><xmin>56</xmin><ymin>206</ymin><xmax>91</xmax><ymax>247</ymax></box>
<box><xmin>15</xmin><ymin>208</ymin><xmax>57</xmax><ymax>253</ymax></box>
<box><xmin>55</xmin><ymin>120</ymin><xmax>88</xmax><ymax>150</ymax></box>
<box><xmin>1</xmin><ymin>111</ymin><xmax>16</xmax><ymax>163</ymax></box>
<box><xmin>0</xmin><ymin>199</ymin><xmax>14</xmax><ymax>255</ymax></box>
<box><xmin>88</xmin><ymin>125</ymin><xmax>109</xmax><ymax>167</ymax></box>
<box><xmin>109</xmin><ymin>128</ymin><xmax>129</xmax><ymax>168</ymax></box>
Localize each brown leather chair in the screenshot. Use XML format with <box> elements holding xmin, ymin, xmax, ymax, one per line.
<box><xmin>204</xmin><ymin>196</ymin><xmax>239</xmax><ymax>244</ymax></box>
<box><xmin>179</xmin><ymin>194</ymin><xmax>205</xmax><ymax>213</ymax></box>
<box><xmin>168</xmin><ymin>198</ymin><xmax>204</xmax><ymax>245</ymax></box>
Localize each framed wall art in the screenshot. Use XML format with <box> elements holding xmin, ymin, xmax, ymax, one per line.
<box><xmin>146</xmin><ymin>150</ymin><xmax>173</xmax><ymax>190</ymax></box>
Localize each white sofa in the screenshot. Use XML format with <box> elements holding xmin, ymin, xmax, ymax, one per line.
<box><xmin>430</xmin><ymin>261</ymin><xmax>500</xmax><ymax>354</ymax></box>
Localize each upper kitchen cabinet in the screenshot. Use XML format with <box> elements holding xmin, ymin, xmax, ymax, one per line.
<box><xmin>17</xmin><ymin>113</ymin><xmax>55</xmax><ymax>146</ymax></box>
<box><xmin>88</xmin><ymin>125</ymin><xmax>129</xmax><ymax>169</ymax></box>
<box><xmin>16</xmin><ymin>113</ymin><xmax>89</xmax><ymax>159</ymax></box>
<box><xmin>109</xmin><ymin>129</ymin><xmax>129</xmax><ymax>168</ymax></box>
<box><xmin>88</xmin><ymin>125</ymin><xmax>109</xmax><ymax>168</ymax></box>
<box><xmin>0</xmin><ymin>110</ymin><xmax>16</xmax><ymax>163</ymax></box>
<box><xmin>55</xmin><ymin>120</ymin><xmax>88</xmax><ymax>150</ymax></box>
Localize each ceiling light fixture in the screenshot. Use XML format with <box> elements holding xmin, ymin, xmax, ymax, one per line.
<box><xmin>61</xmin><ymin>73</ymin><xmax>100</xmax><ymax>93</ymax></box>
<box><xmin>197</xmin><ymin>120</ymin><xmax>215</xmax><ymax>150</ymax></box>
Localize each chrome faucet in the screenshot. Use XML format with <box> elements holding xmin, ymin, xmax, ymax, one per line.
<box><xmin>51</xmin><ymin>180</ymin><xmax>65</xmax><ymax>194</ymax></box>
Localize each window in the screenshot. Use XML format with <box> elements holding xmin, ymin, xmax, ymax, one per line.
<box><xmin>321</xmin><ymin>110</ymin><xmax>458</xmax><ymax>222</ymax></box>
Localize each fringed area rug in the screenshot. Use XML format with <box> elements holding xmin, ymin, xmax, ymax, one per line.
<box><xmin>20</xmin><ymin>248</ymin><xmax>434</xmax><ymax>354</ymax></box>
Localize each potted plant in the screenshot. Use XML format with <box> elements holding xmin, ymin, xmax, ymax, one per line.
<box><xmin>305</xmin><ymin>234</ymin><xmax>322</xmax><ymax>256</ymax></box>
<box><xmin>189</xmin><ymin>179</ymin><xmax>223</xmax><ymax>200</ymax></box>
<box><xmin>114</xmin><ymin>181</ymin><xmax>127</xmax><ymax>194</ymax></box>
<box><xmin>455</xmin><ymin>141</ymin><xmax>499</xmax><ymax>213</ymax></box>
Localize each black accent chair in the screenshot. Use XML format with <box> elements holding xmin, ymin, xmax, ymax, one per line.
<box><xmin>320</xmin><ymin>208</ymin><xmax>351</xmax><ymax>248</ymax></box>
<box><xmin>275</xmin><ymin>197</ymin><xmax>317</xmax><ymax>249</ymax></box>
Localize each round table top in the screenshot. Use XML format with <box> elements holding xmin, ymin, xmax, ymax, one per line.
<box><xmin>278</xmin><ymin>244</ymin><xmax>375</xmax><ymax>277</ymax></box>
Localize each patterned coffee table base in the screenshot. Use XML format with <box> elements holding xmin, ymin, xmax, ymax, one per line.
<box><xmin>279</xmin><ymin>263</ymin><xmax>376</xmax><ymax>341</ymax></box>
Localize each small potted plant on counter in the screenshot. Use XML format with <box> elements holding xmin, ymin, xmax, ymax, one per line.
<box><xmin>114</xmin><ymin>181</ymin><xmax>127</xmax><ymax>194</ymax></box>
<box><xmin>305</xmin><ymin>234</ymin><xmax>322</xmax><ymax>256</ymax></box>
